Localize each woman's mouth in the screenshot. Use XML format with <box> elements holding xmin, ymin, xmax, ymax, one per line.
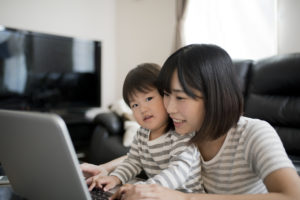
<box><xmin>172</xmin><ymin>119</ymin><xmax>185</xmax><ymax>127</ymax></box>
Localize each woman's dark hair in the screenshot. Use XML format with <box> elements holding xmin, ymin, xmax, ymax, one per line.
<box><xmin>158</xmin><ymin>44</ymin><xmax>243</xmax><ymax>143</ymax></box>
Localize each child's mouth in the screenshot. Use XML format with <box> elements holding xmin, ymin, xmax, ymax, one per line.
<box><xmin>143</xmin><ymin>115</ymin><xmax>153</xmax><ymax>121</ymax></box>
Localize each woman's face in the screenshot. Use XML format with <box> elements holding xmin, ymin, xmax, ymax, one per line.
<box><xmin>163</xmin><ymin>70</ymin><xmax>205</xmax><ymax>135</ymax></box>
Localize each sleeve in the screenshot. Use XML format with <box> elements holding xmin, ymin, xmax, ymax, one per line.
<box><xmin>135</xmin><ymin>144</ymin><xmax>199</xmax><ymax>189</ymax></box>
<box><xmin>244</xmin><ymin>120</ymin><xmax>295</xmax><ymax>180</ymax></box>
<box><xmin>110</xmin><ymin>129</ymin><xmax>143</xmax><ymax>184</ymax></box>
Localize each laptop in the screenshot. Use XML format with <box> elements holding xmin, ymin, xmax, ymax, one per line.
<box><xmin>0</xmin><ymin>109</ymin><xmax>112</xmax><ymax>200</ymax></box>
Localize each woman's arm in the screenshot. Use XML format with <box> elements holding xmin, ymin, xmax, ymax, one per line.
<box><xmin>109</xmin><ymin>134</ymin><xmax>144</xmax><ymax>184</ymax></box>
<box><xmin>185</xmin><ymin>168</ymin><xmax>300</xmax><ymax>200</ymax></box>
<box><xmin>111</xmin><ymin>168</ymin><xmax>300</xmax><ymax>200</ymax></box>
<box><xmin>139</xmin><ymin>145</ymin><xmax>202</xmax><ymax>192</ymax></box>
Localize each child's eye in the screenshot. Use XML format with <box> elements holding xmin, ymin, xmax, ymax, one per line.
<box><xmin>131</xmin><ymin>103</ymin><xmax>138</xmax><ymax>108</ymax></box>
<box><xmin>146</xmin><ymin>97</ymin><xmax>153</xmax><ymax>102</ymax></box>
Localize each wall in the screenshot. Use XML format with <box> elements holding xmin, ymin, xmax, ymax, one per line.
<box><xmin>116</xmin><ymin>0</ymin><xmax>176</xmax><ymax>99</ymax></box>
<box><xmin>0</xmin><ymin>0</ymin><xmax>176</xmax><ymax>107</ymax></box>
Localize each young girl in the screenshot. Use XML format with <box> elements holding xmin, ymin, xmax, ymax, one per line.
<box><xmin>88</xmin><ymin>63</ymin><xmax>204</xmax><ymax>193</ymax></box>
<box><xmin>109</xmin><ymin>44</ymin><xmax>300</xmax><ymax>200</ymax></box>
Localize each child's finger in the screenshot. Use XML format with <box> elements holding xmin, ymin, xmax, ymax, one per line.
<box><xmin>88</xmin><ymin>181</ymin><xmax>96</xmax><ymax>191</ymax></box>
<box><xmin>103</xmin><ymin>182</ymin><xmax>115</xmax><ymax>192</ymax></box>
<box><xmin>86</xmin><ymin>177</ymin><xmax>93</xmax><ymax>185</ymax></box>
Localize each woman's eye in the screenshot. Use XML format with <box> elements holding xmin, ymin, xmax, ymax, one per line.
<box><xmin>146</xmin><ymin>97</ymin><xmax>153</xmax><ymax>102</ymax></box>
<box><xmin>176</xmin><ymin>96</ymin><xmax>185</xmax><ymax>100</ymax></box>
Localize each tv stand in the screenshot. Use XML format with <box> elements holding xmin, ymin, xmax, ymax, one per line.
<box><xmin>50</xmin><ymin>109</ymin><xmax>95</xmax><ymax>160</ymax></box>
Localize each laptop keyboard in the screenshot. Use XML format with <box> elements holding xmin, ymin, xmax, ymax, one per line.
<box><xmin>90</xmin><ymin>188</ymin><xmax>112</xmax><ymax>200</ymax></box>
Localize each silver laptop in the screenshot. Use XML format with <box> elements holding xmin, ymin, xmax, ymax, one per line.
<box><xmin>0</xmin><ymin>109</ymin><xmax>110</xmax><ymax>200</ymax></box>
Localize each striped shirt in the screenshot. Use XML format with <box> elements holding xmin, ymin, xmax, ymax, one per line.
<box><xmin>202</xmin><ymin>116</ymin><xmax>295</xmax><ymax>194</ymax></box>
<box><xmin>110</xmin><ymin>127</ymin><xmax>204</xmax><ymax>193</ymax></box>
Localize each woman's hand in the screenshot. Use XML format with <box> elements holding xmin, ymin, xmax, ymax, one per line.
<box><xmin>109</xmin><ymin>184</ymin><xmax>186</xmax><ymax>200</ymax></box>
<box><xmin>80</xmin><ymin>163</ymin><xmax>109</xmax><ymax>185</ymax></box>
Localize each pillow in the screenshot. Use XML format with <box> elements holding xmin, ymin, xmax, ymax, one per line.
<box><xmin>109</xmin><ymin>99</ymin><xmax>139</xmax><ymax>146</ymax></box>
<box><xmin>109</xmin><ymin>99</ymin><xmax>134</xmax><ymax>121</ymax></box>
<box><xmin>123</xmin><ymin>121</ymin><xmax>140</xmax><ymax>147</ymax></box>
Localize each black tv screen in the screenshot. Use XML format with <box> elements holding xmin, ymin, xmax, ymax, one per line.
<box><xmin>0</xmin><ymin>26</ymin><xmax>101</xmax><ymax>112</ymax></box>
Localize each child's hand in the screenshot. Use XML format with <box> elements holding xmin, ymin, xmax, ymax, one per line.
<box><xmin>80</xmin><ymin>163</ymin><xmax>109</xmax><ymax>186</ymax></box>
<box><xmin>89</xmin><ymin>175</ymin><xmax>121</xmax><ymax>192</ymax></box>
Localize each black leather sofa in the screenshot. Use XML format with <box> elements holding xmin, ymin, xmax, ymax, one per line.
<box><xmin>86</xmin><ymin>53</ymin><xmax>300</xmax><ymax>174</ymax></box>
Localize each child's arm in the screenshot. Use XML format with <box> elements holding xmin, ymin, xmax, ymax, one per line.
<box><xmin>109</xmin><ymin>133</ymin><xmax>143</xmax><ymax>184</ymax></box>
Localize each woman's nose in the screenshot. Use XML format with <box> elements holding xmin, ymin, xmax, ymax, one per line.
<box><xmin>164</xmin><ymin>97</ymin><xmax>176</xmax><ymax>114</ymax></box>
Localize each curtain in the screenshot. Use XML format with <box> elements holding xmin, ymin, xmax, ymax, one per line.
<box><xmin>174</xmin><ymin>0</ymin><xmax>189</xmax><ymax>51</ymax></box>
<box><xmin>183</xmin><ymin>0</ymin><xmax>277</xmax><ymax>59</ymax></box>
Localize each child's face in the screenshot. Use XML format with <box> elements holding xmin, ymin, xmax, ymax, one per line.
<box><xmin>129</xmin><ymin>88</ymin><xmax>169</xmax><ymax>136</ymax></box>
<box><xmin>163</xmin><ymin>70</ymin><xmax>205</xmax><ymax>135</ymax></box>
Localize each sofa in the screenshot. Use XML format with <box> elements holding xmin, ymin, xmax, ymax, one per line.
<box><xmin>85</xmin><ymin>53</ymin><xmax>300</xmax><ymax>175</ymax></box>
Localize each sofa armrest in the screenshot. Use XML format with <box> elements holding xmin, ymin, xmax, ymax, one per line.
<box><xmin>87</xmin><ymin>125</ymin><xmax>129</xmax><ymax>164</ymax></box>
<box><xmin>93</xmin><ymin>112</ymin><xmax>124</xmax><ymax>136</ymax></box>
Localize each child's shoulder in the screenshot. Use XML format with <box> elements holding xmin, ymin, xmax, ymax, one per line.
<box><xmin>137</xmin><ymin>127</ymin><xmax>150</xmax><ymax>137</ymax></box>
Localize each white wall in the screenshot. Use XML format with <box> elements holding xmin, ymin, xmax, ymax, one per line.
<box><xmin>0</xmin><ymin>0</ymin><xmax>176</xmax><ymax>107</ymax></box>
<box><xmin>277</xmin><ymin>0</ymin><xmax>300</xmax><ymax>54</ymax></box>
<box><xmin>116</xmin><ymin>0</ymin><xmax>176</xmax><ymax>99</ymax></box>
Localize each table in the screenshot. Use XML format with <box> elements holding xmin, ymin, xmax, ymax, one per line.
<box><xmin>0</xmin><ymin>185</ymin><xmax>24</xmax><ymax>200</ymax></box>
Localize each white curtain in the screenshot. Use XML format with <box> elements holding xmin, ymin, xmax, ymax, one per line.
<box><xmin>184</xmin><ymin>0</ymin><xmax>277</xmax><ymax>59</ymax></box>
<box><xmin>174</xmin><ymin>0</ymin><xmax>189</xmax><ymax>51</ymax></box>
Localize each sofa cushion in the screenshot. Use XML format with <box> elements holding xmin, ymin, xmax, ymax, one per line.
<box><xmin>244</xmin><ymin>53</ymin><xmax>300</xmax><ymax>156</ymax></box>
<box><xmin>233</xmin><ymin>59</ymin><xmax>252</xmax><ymax>96</ymax></box>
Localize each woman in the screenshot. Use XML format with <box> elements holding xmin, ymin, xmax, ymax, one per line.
<box><xmin>83</xmin><ymin>44</ymin><xmax>300</xmax><ymax>200</ymax></box>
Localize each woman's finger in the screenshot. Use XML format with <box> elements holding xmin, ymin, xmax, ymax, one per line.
<box><xmin>109</xmin><ymin>189</ymin><xmax>122</xmax><ymax>200</ymax></box>
<box><xmin>109</xmin><ymin>184</ymin><xmax>131</xmax><ymax>200</ymax></box>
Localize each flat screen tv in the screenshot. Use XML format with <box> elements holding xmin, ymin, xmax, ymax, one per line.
<box><xmin>0</xmin><ymin>26</ymin><xmax>101</xmax><ymax>113</ymax></box>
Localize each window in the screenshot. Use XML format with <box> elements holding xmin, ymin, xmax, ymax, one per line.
<box><xmin>184</xmin><ymin>0</ymin><xmax>277</xmax><ymax>59</ymax></box>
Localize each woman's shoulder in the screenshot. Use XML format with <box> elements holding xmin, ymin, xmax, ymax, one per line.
<box><xmin>238</xmin><ymin>116</ymin><xmax>274</xmax><ymax>131</ymax></box>
<box><xmin>236</xmin><ymin>116</ymin><xmax>277</xmax><ymax>142</ymax></box>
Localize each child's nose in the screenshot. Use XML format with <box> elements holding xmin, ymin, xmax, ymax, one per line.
<box><xmin>139</xmin><ymin>104</ymin><xmax>148</xmax><ymax>113</ymax></box>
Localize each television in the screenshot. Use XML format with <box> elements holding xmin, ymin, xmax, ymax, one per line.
<box><xmin>0</xmin><ymin>26</ymin><xmax>101</xmax><ymax>114</ymax></box>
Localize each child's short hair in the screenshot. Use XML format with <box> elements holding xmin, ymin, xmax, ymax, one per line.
<box><xmin>122</xmin><ymin>63</ymin><xmax>161</xmax><ymax>107</ymax></box>
<box><xmin>158</xmin><ymin>44</ymin><xmax>243</xmax><ymax>143</ymax></box>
